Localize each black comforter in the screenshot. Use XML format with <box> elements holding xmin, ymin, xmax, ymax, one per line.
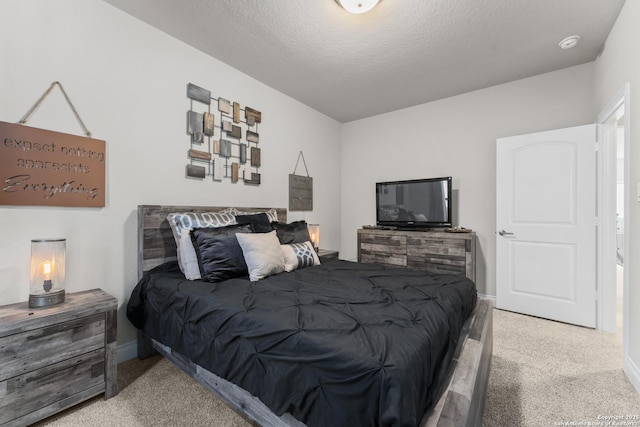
<box><xmin>127</xmin><ymin>260</ymin><xmax>477</xmax><ymax>427</ymax></box>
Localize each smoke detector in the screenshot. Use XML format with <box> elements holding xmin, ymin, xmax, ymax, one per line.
<box><xmin>559</xmin><ymin>35</ymin><xmax>580</xmax><ymax>49</ymax></box>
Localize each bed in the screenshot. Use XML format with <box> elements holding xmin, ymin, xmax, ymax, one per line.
<box><xmin>128</xmin><ymin>205</ymin><xmax>492</xmax><ymax>427</ymax></box>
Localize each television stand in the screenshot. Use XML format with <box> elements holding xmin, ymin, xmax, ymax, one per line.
<box><xmin>357</xmin><ymin>228</ymin><xmax>476</xmax><ymax>282</ymax></box>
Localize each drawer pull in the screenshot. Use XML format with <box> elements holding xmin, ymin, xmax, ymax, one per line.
<box><xmin>26</xmin><ymin>361</ymin><xmax>81</xmax><ymax>383</ymax></box>
<box><xmin>26</xmin><ymin>314</ymin><xmax>104</xmax><ymax>341</ymax></box>
<box><xmin>409</xmin><ymin>238</ymin><xmax>445</xmax><ymax>244</ymax></box>
<box><xmin>26</xmin><ymin>329</ymin><xmax>63</xmax><ymax>340</ymax></box>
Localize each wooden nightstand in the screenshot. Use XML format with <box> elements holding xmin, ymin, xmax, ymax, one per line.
<box><xmin>317</xmin><ymin>249</ymin><xmax>339</xmax><ymax>262</ymax></box>
<box><xmin>0</xmin><ymin>289</ymin><xmax>118</xmax><ymax>427</ymax></box>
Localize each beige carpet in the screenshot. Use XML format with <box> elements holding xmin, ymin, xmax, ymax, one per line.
<box><xmin>32</xmin><ymin>356</ymin><xmax>250</xmax><ymax>427</ymax></box>
<box><xmin>32</xmin><ymin>309</ymin><xmax>640</xmax><ymax>427</ymax></box>
<box><xmin>483</xmin><ymin>309</ymin><xmax>639</xmax><ymax>426</ymax></box>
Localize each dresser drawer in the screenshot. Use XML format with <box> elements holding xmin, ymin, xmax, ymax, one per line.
<box><xmin>407</xmin><ymin>254</ymin><xmax>466</xmax><ymax>276</ymax></box>
<box><xmin>359</xmin><ymin>233</ymin><xmax>407</xmax><ymax>250</ymax></box>
<box><xmin>360</xmin><ymin>252</ymin><xmax>407</xmax><ymax>266</ymax></box>
<box><xmin>0</xmin><ymin>349</ymin><xmax>105</xmax><ymax>425</ymax></box>
<box><xmin>406</xmin><ymin>236</ymin><xmax>466</xmax><ymax>257</ymax></box>
<box><xmin>359</xmin><ymin>232</ymin><xmax>407</xmax><ymax>266</ymax></box>
<box><xmin>407</xmin><ymin>236</ymin><xmax>466</xmax><ymax>275</ymax></box>
<box><xmin>0</xmin><ymin>314</ymin><xmax>105</xmax><ymax>382</ymax></box>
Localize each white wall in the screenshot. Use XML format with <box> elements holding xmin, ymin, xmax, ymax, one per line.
<box><xmin>594</xmin><ymin>0</ymin><xmax>640</xmax><ymax>392</ymax></box>
<box><xmin>0</xmin><ymin>0</ymin><xmax>342</xmax><ymax>347</ymax></box>
<box><xmin>340</xmin><ymin>64</ymin><xmax>595</xmax><ymax>296</ymax></box>
<box><xmin>4</xmin><ymin>1</ymin><xmax>637</xmax><ymax>387</ymax></box>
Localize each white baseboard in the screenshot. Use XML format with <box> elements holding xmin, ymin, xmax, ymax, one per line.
<box><xmin>117</xmin><ymin>339</ymin><xmax>138</xmax><ymax>364</ymax></box>
<box><xmin>624</xmin><ymin>354</ymin><xmax>640</xmax><ymax>394</ymax></box>
<box><xmin>478</xmin><ymin>294</ymin><xmax>496</xmax><ymax>306</ymax></box>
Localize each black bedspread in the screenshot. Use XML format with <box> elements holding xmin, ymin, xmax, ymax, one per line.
<box><xmin>127</xmin><ymin>260</ymin><xmax>477</xmax><ymax>427</ymax></box>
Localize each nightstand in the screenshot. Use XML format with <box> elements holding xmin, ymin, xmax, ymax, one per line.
<box><xmin>317</xmin><ymin>249</ymin><xmax>339</xmax><ymax>262</ymax></box>
<box><xmin>0</xmin><ymin>289</ymin><xmax>118</xmax><ymax>427</ymax></box>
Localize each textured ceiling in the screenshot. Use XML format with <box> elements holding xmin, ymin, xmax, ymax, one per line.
<box><xmin>103</xmin><ymin>0</ymin><xmax>625</xmax><ymax>123</ymax></box>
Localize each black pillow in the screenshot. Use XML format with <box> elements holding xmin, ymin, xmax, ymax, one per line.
<box><xmin>272</xmin><ymin>220</ymin><xmax>311</xmax><ymax>244</ymax></box>
<box><xmin>235</xmin><ymin>213</ymin><xmax>273</xmax><ymax>233</ymax></box>
<box><xmin>190</xmin><ymin>224</ymin><xmax>252</xmax><ymax>282</ymax></box>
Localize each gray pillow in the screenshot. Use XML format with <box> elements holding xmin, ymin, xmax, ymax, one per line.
<box><xmin>190</xmin><ymin>224</ymin><xmax>252</xmax><ymax>282</ymax></box>
<box><xmin>272</xmin><ymin>220</ymin><xmax>311</xmax><ymax>244</ymax></box>
<box><xmin>235</xmin><ymin>213</ymin><xmax>273</xmax><ymax>233</ymax></box>
<box><xmin>236</xmin><ymin>231</ymin><xmax>285</xmax><ymax>281</ymax></box>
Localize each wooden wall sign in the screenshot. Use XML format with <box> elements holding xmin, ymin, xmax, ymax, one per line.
<box><xmin>289</xmin><ymin>174</ymin><xmax>313</xmax><ymax>211</ymax></box>
<box><xmin>289</xmin><ymin>151</ymin><xmax>313</xmax><ymax>211</ymax></box>
<box><xmin>0</xmin><ymin>121</ymin><xmax>106</xmax><ymax>207</ymax></box>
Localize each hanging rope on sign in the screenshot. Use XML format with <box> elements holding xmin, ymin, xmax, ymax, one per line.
<box><xmin>292</xmin><ymin>150</ymin><xmax>310</xmax><ymax>177</ymax></box>
<box><xmin>17</xmin><ymin>81</ymin><xmax>92</xmax><ymax>137</ymax></box>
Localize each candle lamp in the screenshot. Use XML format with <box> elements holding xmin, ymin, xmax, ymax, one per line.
<box><xmin>308</xmin><ymin>224</ymin><xmax>320</xmax><ymax>252</ymax></box>
<box><xmin>29</xmin><ymin>238</ymin><xmax>66</xmax><ymax>308</ymax></box>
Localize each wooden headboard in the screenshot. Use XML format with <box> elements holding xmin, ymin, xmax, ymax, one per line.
<box><xmin>137</xmin><ymin>205</ymin><xmax>287</xmax><ymax>279</ymax></box>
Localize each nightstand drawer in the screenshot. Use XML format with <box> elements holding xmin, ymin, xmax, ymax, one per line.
<box><xmin>0</xmin><ymin>349</ymin><xmax>105</xmax><ymax>425</ymax></box>
<box><xmin>0</xmin><ymin>314</ymin><xmax>105</xmax><ymax>382</ymax></box>
<box><xmin>317</xmin><ymin>249</ymin><xmax>339</xmax><ymax>262</ymax></box>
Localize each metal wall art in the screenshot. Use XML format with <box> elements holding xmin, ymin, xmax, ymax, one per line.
<box><xmin>185</xmin><ymin>83</ymin><xmax>262</xmax><ymax>185</ymax></box>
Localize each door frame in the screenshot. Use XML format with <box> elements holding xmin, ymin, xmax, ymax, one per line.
<box><xmin>595</xmin><ymin>84</ymin><xmax>629</xmax><ymax>343</ymax></box>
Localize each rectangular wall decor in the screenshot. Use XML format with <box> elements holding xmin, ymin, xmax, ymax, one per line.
<box><xmin>187</xmin><ymin>83</ymin><xmax>211</xmax><ymax>105</ymax></box>
<box><xmin>289</xmin><ymin>174</ymin><xmax>313</xmax><ymax>211</ymax></box>
<box><xmin>0</xmin><ymin>121</ymin><xmax>106</xmax><ymax>207</ymax></box>
<box><xmin>203</xmin><ymin>112</ymin><xmax>215</xmax><ymax>136</ymax></box>
<box><xmin>185</xmin><ymin>82</ymin><xmax>263</xmax><ymax>185</ymax></box>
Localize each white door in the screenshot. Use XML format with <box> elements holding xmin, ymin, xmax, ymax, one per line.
<box><xmin>496</xmin><ymin>125</ymin><xmax>596</xmax><ymax>328</ymax></box>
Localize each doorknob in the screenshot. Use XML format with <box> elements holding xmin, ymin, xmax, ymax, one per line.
<box><xmin>499</xmin><ymin>230</ymin><xmax>514</xmax><ymax>236</ymax></box>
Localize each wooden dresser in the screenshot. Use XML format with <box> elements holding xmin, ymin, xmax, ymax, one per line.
<box><xmin>0</xmin><ymin>289</ymin><xmax>118</xmax><ymax>427</ymax></box>
<box><xmin>357</xmin><ymin>228</ymin><xmax>476</xmax><ymax>282</ymax></box>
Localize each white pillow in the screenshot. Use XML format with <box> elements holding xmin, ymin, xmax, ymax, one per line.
<box><xmin>179</xmin><ymin>230</ymin><xmax>202</xmax><ymax>280</ymax></box>
<box><xmin>281</xmin><ymin>241</ymin><xmax>321</xmax><ymax>272</ymax></box>
<box><xmin>236</xmin><ymin>231</ymin><xmax>285</xmax><ymax>281</ymax></box>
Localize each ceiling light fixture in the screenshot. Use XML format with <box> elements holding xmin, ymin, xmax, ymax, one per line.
<box><xmin>335</xmin><ymin>0</ymin><xmax>380</xmax><ymax>14</ymax></box>
<box><xmin>559</xmin><ymin>35</ymin><xmax>580</xmax><ymax>49</ymax></box>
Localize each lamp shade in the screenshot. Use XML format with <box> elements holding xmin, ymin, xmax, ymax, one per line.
<box><xmin>29</xmin><ymin>238</ymin><xmax>66</xmax><ymax>308</ymax></box>
<box><xmin>335</xmin><ymin>0</ymin><xmax>380</xmax><ymax>14</ymax></box>
<box><xmin>308</xmin><ymin>224</ymin><xmax>320</xmax><ymax>250</ymax></box>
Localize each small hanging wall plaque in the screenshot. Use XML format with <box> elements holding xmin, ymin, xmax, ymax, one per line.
<box><xmin>289</xmin><ymin>151</ymin><xmax>313</xmax><ymax>211</ymax></box>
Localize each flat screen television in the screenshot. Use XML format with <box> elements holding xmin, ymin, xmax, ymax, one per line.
<box><xmin>376</xmin><ymin>177</ymin><xmax>452</xmax><ymax>229</ymax></box>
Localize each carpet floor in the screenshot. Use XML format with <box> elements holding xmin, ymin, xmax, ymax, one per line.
<box><xmin>31</xmin><ymin>309</ymin><xmax>640</xmax><ymax>426</ymax></box>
